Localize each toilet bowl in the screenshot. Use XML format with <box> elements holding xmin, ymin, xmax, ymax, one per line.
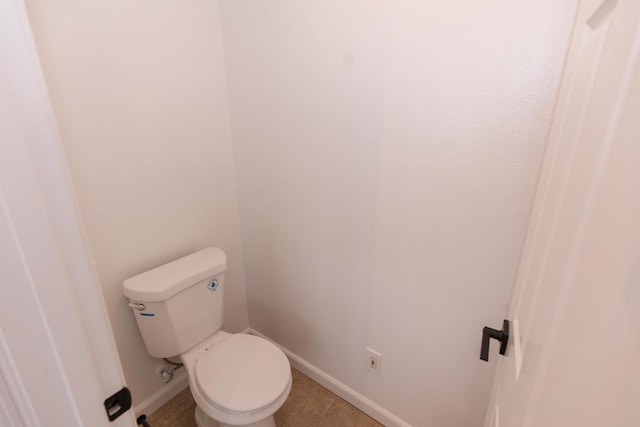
<box><xmin>181</xmin><ymin>331</ymin><xmax>292</xmax><ymax>427</ymax></box>
<box><xmin>123</xmin><ymin>248</ymin><xmax>291</xmax><ymax>426</ymax></box>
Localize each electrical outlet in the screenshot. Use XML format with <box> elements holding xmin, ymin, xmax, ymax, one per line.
<box><xmin>366</xmin><ymin>348</ymin><xmax>382</xmax><ymax>375</ymax></box>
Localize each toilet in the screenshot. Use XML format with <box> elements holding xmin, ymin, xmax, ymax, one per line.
<box><xmin>123</xmin><ymin>248</ymin><xmax>292</xmax><ymax>427</ymax></box>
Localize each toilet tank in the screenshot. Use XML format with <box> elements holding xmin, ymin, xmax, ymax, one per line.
<box><xmin>123</xmin><ymin>248</ymin><xmax>226</xmax><ymax>358</ymax></box>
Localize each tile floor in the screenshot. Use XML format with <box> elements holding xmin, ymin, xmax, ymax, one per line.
<box><xmin>146</xmin><ymin>368</ymin><xmax>384</xmax><ymax>427</ymax></box>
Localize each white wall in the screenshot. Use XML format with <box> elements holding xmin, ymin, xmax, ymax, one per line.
<box><xmin>22</xmin><ymin>0</ymin><xmax>577</xmax><ymax>423</ymax></box>
<box><xmin>24</xmin><ymin>0</ymin><xmax>248</xmax><ymax>409</ymax></box>
<box><xmin>220</xmin><ymin>1</ymin><xmax>577</xmax><ymax>425</ymax></box>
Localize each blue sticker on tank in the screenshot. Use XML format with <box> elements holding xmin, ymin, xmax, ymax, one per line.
<box><xmin>140</xmin><ymin>313</ymin><xmax>155</xmax><ymax>317</ymax></box>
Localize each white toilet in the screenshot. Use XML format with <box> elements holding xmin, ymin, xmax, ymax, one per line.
<box><xmin>123</xmin><ymin>248</ymin><xmax>292</xmax><ymax>427</ymax></box>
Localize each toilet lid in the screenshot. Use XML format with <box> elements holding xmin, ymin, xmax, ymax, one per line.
<box><xmin>195</xmin><ymin>334</ymin><xmax>291</xmax><ymax>413</ymax></box>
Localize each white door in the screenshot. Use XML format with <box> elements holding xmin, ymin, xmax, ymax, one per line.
<box><xmin>485</xmin><ymin>0</ymin><xmax>640</xmax><ymax>425</ymax></box>
<box><xmin>0</xmin><ymin>1</ymin><xmax>137</xmax><ymax>426</ymax></box>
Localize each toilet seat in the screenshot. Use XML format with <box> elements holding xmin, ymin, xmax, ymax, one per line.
<box><xmin>195</xmin><ymin>334</ymin><xmax>291</xmax><ymax>415</ymax></box>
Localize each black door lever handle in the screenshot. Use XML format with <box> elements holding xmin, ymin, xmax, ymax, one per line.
<box><xmin>480</xmin><ymin>319</ymin><xmax>509</xmax><ymax>361</ymax></box>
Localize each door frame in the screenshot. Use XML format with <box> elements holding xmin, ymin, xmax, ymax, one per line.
<box><xmin>0</xmin><ymin>0</ymin><xmax>136</xmax><ymax>425</ymax></box>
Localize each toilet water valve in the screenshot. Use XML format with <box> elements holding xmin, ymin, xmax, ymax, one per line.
<box><xmin>158</xmin><ymin>358</ymin><xmax>183</xmax><ymax>384</ymax></box>
<box><xmin>160</xmin><ymin>368</ymin><xmax>174</xmax><ymax>384</ymax></box>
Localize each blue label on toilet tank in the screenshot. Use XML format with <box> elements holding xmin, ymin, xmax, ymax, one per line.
<box><xmin>140</xmin><ymin>313</ymin><xmax>155</xmax><ymax>317</ymax></box>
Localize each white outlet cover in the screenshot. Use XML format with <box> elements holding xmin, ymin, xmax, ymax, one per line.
<box><xmin>366</xmin><ymin>348</ymin><xmax>382</xmax><ymax>376</ymax></box>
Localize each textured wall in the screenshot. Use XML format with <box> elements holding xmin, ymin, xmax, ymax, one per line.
<box><xmin>24</xmin><ymin>0</ymin><xmax>249</xmax><ymax>408</ymax></box>
<box><xmin>220</xmin><ymin>1</ymin><xmax>577</xmax><ymax>425</ymax></box>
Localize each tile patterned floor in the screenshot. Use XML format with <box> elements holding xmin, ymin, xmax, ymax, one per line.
<box><xmin>147</xmin><ymin>368</ymin><xmax>384</xmax><ymax>427</ymax></box>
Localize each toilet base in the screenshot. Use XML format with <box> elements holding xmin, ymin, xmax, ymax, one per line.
<box><xmin>195</xmin><ymin>406</ymin><xmax>277</xmax><ymax>427</ymax></box>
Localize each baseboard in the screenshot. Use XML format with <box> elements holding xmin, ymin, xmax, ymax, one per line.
<box><xmin>133</xmin><ymin>371</ymin><xmax>188</xmax><ymax>417</ymax></box>
<box><xmin>248</xmin><ymin>328</ymin><xmax>413</xmax><ymax>427</ymax></box>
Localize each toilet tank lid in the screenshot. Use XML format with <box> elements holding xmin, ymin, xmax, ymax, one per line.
<box><xmin>123</xmin><ymin>248</ymin><xmax>227</xmax><ymax>302</ymax></box>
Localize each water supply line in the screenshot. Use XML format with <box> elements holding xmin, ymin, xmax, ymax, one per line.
<box><xmin>160</xmin><ymin>358</ymin><xmax>183</xmax><ymax>384</ymax></box>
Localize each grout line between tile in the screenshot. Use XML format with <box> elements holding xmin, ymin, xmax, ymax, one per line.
<box><xmin>317</xmin><ymin>395</ymin><xmax>339</xmax><ymax>424</ymax></box>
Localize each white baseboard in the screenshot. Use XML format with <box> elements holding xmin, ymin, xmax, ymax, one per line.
<box><xmin>248</xmin><ymin>328</ymin><xmax>413</xmax><ymax>427</ymax></box>
<box><xmin>133</xmin><ymin>371</ymin><xmax>188</xmax><ymax>417</ymax></box>
<box><xmin>133</xmin><ymin>327</ymin><xmax>253</xmax><ymax>418</ymax></box>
